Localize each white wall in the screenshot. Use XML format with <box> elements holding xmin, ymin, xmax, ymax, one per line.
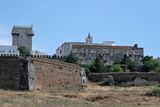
<box><xmin>0</xmin><ymin>45</ymin><xmax>19</xmax><ymax>55</ymax></box>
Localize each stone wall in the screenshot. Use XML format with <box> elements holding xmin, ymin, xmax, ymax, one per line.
<box><xmin>88</xmin><ymin>72</ymin><xmax>160</xmax><ymax>84</ymax></box>
<box><xmin>12</xmin><ymin>25</ymin><xmax>34</xmax><ymax>51</ymax></box>
<box><xmin>0</xmin><ymin>57</ymin><xmax>28</xmax><ymax>90</ymax></box>
<box><xmin>0</xmin><ymin>57</ymin><xmax>82</xmax><ymax>90</ymax></box>
<box><xmin>29</xmin><ymin>58</ymin><xmax>82</xmax><ymax>90</ymax></box>
<box><xmin>72</xmin><ymin>45</ymin><xmax>144</xmax><ymax>65</ymax></box>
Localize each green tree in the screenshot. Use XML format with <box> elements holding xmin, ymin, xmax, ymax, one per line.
<box><xmin>127</xmin><ymin>60</ymin><xmax>137</xmax><ymax>72</ymax></box>
<box><xmin>89</xmin><ymin>56</ymin><xmax>105</xmax><ymax>73</ymax></box>
<box><xmin>109</xmin><ymin>64</ymin><xmax>123</xmax><ymax>72</ymax></box>
<box><xmin>143</xmin><ymin>56</ymin><xmax>153</xmax><ymax>63</ymax></box>
<box><xmin>84</xmin><ymin>64</ymin><xmax>91</xmax><ymax>75</ymax></box>
<box><xmin>18</xmin><ymin>46</ymin><xmax>30</xmax><ymax>56</ymax></box>
<box><xmin>65</xmin><ymin>51</ymin><xmax>78</xmax><ymax>64</ymax></box>
<box><xmin>144</xmin><ymin>59</ymin><xmax>160</xmax><ymax>72</ymax></box>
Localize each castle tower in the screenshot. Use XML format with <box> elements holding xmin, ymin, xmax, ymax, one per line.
<box><xmin>85</xmin><ymin>32</ymin><xmax>93</xmax><ymax>45</ymax></box>
<box><xmin>12</xmin><ymin>25</ymin><xmax>34</xmax><ymax>52</ymax></box>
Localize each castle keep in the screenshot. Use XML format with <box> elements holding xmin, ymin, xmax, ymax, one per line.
<box><xmin>12</xmin><ymin>25</ymin><xmax>34</xmax><ymax>52</ymax></box>
<box><xmin>56</xmin><ymin>33</ymin><xmax>144</xmax><ymax>65</ymax></box>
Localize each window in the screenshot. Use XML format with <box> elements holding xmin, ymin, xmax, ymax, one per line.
<box><xmin>0</xmin><ymin>50</ymin><xmax>5</xmax><ymax>53</ymax></box>
<box><xmin>60</xmin><ymin>50</ymin><xmax>62</xmax><ymax>54</ymax></box>
<box><xmin>8</xmin><ymin>50</ymin><xmax>11</xmax><ymax>53</ymax></box>
<box><xmin>88</xmin><ymin>49</ymin><xmax>91</xmax><ymax>53</ymax></box>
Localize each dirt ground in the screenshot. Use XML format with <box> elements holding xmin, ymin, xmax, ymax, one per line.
<box><xmin>0</xmin><ymin>83</ymin><xmax>160</xmax><ymax>107</ymax></box>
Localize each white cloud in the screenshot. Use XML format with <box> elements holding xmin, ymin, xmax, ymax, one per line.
<box><xmin>0</xmin><ymin>25</ymin><xmax>11</xmax><ymax>45</ymax></box>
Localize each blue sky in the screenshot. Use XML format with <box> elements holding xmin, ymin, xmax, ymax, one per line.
<box><xmin>0</xmin><ymin>0</ymin><xmax>160</xmax><ymax>57</ymax></box>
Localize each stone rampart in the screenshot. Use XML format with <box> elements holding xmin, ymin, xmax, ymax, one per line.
<box><xmin>29</xmin><ymin>58</ymin><xmax>81</xmax><ymax>90</ymax></box>
<box><xmin>0</xmin><ymin>56</ymin><xmax>82</xmax><ymax>90</ymax></box>
<box><xmin>0</xmin><ymin>57</ymin><xmax>28</xmax><ymax>90</ymax></box>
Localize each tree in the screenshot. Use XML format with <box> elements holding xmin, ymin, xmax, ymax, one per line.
<box><xmin>127</xmin><ymin>60</ymin><xmax>137</xmax><ymax>72</ymax></box>
<box><xmin>65</xmin><ymin>51</ymin><xmax>78</xmax><ymax>64</ymax></box>
<box><xmin>143</xmin><ymin>56</ymin><xmax>153</xmax><ymax>63</ymax></box>
<box><xmin>84</xmin><ymin>64</ymin><xmax>91</xmax><ymax>75</ymax></box>
<box><xmin>109</xmin><ymin>64</ymin><xmax>123</xmax><ymax>72</ymax></box>
<box><xmin>144</xmin><ymin>59</ymin><xmax>160</xmax><ymax>72</ymax></box>
<box><xmin>89</xmin><ymin>56</ymin><xmax>105</xmax><ymax>73</ymax></box>
<box><xmin>18</xmin><ymin>46</ymin><xmax>30</xmax><ymax>56</ymax></box>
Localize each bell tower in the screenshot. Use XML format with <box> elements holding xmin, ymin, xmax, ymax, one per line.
<box><xmin>85</xmin><ymin>32</ymin><xmax>93</xmax><ymax>45</ymax></box>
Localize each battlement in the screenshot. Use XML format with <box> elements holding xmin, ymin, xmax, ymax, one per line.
<box><xmin>12</xmin><ymin>25</ymin><xmax>34</xmax><ymax>52</ymax></box>
<box><xmin>0</xmin><ymin>54</ymin><xmax>66</xmax><ymax>59</ymax></box>
<box><xmin>12</xmin><ymin>25</ymin><xmax>34</xmax><ymax>36</ymax></box>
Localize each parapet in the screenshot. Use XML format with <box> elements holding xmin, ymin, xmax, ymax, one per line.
<box><xmin>12</xmin><ymin>25</ymin><xmax>34</xmax><ymax>36</ymax></box>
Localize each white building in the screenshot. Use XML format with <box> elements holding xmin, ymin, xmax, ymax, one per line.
<box><xmin>31</xmin><ymin>50</ymin><xmax>48</xmax><ymax>56</ymax></box>
<box><xmin>102</xmin><ymin>41</ymin><xmax>116</xmax><ymax>46</ymax></box>
<box><xmin>0</xmin><ymin>45</ymin><xmax>19</xmax><ymax>55</ymax></box>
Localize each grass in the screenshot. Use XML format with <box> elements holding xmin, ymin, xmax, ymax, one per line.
<box><xmin>0</xmin><ymin>84</ymin><xmax>160</xmax><ymax>107</ymax></box>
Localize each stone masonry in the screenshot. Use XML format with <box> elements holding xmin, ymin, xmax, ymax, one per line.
<box><xmin>12</xmin><ymin>25</ymin><xmax>34</xmax><ymax>52</ymax></box>
<box><xmin>56</xmin><ymin>33</ymin><xmax>144</xmax><ymax>65</ymax></box>
<box><xmin>0</xmin><ymin>57</ymin><xmax>28</xmax><ymax>90</ymax></box>
<box><xmin>29</xmin><ymin>58</ymin><xmax>82</xmax><ymax>90</ymax></box>
<box><xmin>0</xmin><ymin>57</ymin><xmax>82</xmax><ymax>90</ymax></box>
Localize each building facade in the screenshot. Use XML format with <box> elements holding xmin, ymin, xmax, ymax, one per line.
<box><xmin>56</xmin><ymin>33</ymin><xmax>144</xmax><ymax>65</ymax></box>
<box><xmin>0</xmin><ymin>45</ymin><xmax>19</xmax><ymax>55</ymax></box>
<box><xmin>12</xmin><ymin>25</ymin><xmax>34</xmax><ymax>52</ymax></box>
<box><xmin>31</xmin><ymin>50</ymin><xmax>48</xmax><ymax>56</ymax></box>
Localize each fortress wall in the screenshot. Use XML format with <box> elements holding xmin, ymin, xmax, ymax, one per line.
<box><xmin>0</xmin><ymin>57</ymin><xmax>82</xmax><ymax>91</ymax></box>
<box><xmin>29</xmin><ymin>58</ymin><xmax>82</xmax><ymax>90</ymax></box>
<box><xmin>0</xmin><ymin>57</ymin><xmax>28</xmax><ymax>90</ymax></box>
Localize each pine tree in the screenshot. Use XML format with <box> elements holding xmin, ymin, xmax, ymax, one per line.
<box><xmin>65</xmin><ymin>52</ymin><xmax>78</xmax><ymax>64</ymax></box>
<box><xmin>89</xmin><ymin>56</ymin><xmax>105</xmax><ymax>73</ymax></box>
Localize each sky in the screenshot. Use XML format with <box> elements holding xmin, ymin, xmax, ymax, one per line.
<box><xmin>0</xmin><ymin>0</ymin><xmax>160</xmax><ymax>57</ymax></box>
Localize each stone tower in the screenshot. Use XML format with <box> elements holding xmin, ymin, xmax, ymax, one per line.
<box><xmin>12</xmin><ymin>25</ymin><xmax>34</xmax><ymax>52</ymax></box>
<box><xmin>85</xmin><ymin>32</ymin><xmax>93</xmax><ymax>45</ymax></box>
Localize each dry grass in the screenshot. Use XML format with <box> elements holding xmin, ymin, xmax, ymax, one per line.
<box><xmin>0</xmin><ymin>83</ymin><xmax>160</xmax><ymax>107</ymax></box>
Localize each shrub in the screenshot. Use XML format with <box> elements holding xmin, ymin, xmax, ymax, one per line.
<box><xmin>155</xmin><ymin>66</ymin><xmax>160</xmax><ymax>72</ymax></box>
<box><xmin>143</xmin><ymin>56</ymin><xmax>153</xmax><ymax>63</ymax></box>
<box><xmin>109</xmin><ymin>64</ymin><xmax>123</xmax><ymax>72</ymax></box>
<box><xmin>84</xmin><ymin>64</ymin><xmax>91</xmax><ymax>75</ymax></box>
<box><xmin>18</xmin><ymin>46</ymin><xmax>30</xmax><ymax>56</ymax></box>
<box><xmin>105</xmin><ymin>65</ymin><xmax>112</xmax><ymax>73</ymax></box>
<box><xmin>144</xmin><ymin>59</ymin><xmax>160</xmax><ymax>72</ymax></box>
<box><xmin>127</xmin><ymin>60</ymin><xmax>137</xmax><ymax>72</ymax></box>
<box><xmin>145</xmin><ymin>87</ymin><xmax>160</xmax><ymax>97</ymax></box>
